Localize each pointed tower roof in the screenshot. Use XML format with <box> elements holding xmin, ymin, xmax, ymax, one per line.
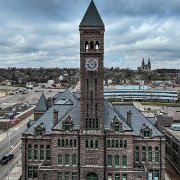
<box><xmin>80</xmin><ymin>0</ymin><xmax>104</xmax><ymax>27</ymax></box>
<box><xmin>34</xmin><ymin>93</ymin><xmax>49</xmax><ymax>112</ymax></box>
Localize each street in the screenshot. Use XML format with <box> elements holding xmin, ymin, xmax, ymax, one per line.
<box><xmin>0</xmin><ymin>114</ymin><xmax>34</xmax><ymax>180</ymax></box>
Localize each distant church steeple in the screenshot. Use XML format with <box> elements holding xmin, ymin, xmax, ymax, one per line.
<box><xmin>142</xmin><ymin>58</ymin><xmax>145</xmax><ymax>67</ymax></box>
<box><xmin>148</xmin><ymin>58</ymin><xmax>151</xmax><ymax>69</ymax></box>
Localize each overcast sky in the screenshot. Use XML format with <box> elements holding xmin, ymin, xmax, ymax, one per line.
<box><xmin>0</xmin><ymin>0</ymin><xmax>180</xmax><ymax>69</ymax></box>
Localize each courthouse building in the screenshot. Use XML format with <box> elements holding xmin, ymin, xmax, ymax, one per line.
<box><xmin>22</xmin><ymin>1</ymin><xmax>165</xmax><ymax>180</ymax></box>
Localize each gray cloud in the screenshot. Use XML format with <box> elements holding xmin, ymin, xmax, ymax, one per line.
<box><xmin>0</xmin><ymin>0</ymin><xmax>180</xmax><ymax>69</ymax></box>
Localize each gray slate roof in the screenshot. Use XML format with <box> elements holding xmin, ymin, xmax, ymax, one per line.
<box><xmin>114</xmin><ymin>105</ymin><xmax>163</xmax><ymax>136</ymax></box>
<box><xmin>24</xmin><ymin>89</ymin><xmax>163</xmax><ymax>137</ymax></box>
<box><xmin>54</xmin><ymin>89</ymin><xmax>77</xmax><ymax>105</ymax></box>
<box><xmin>80</xmin><ymin>0</ymin><xmax>104</xmax><ymax>27</ymax></box>
<box><xmin>24</xmin><ymin>104</ymin><xmax>73</xmax><ymax>135</ymax></box>
<box><xmin>34</xmin><ymin>94</ymin><xmax>48</xmax><ymax>112</ymax></box>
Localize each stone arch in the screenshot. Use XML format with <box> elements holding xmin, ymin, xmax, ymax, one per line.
<box><xmin>86</xmin><ymin>172</ymin><xmax>98</xmax><ymax>180</ymax></box>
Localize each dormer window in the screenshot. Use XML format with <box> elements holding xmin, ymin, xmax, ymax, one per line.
<box><xmin>144</xmin><ymin>131</ymin><xmax>150</xmax><ymax>138</ymax></box>
<box><xmin>111</xmin><ymin>116</ymin><xmax>123</xmax><ymax>133</ymax></box>
<box><xmin>65</xmin><ymin>122</ymin><xmax>70</xmax><ymax>132</ymax></box>
<box><xmin>114</xmin><ymin>122</ymin><xmax>120</xmax><ymax>133</ymax></box>
<box><xmin>62</xmin><ymin>116</ymin><xmax>73</xmax><ymax>132</ymax></box>
<box><xmin>34</xmin><ymin>123</ymin><xmax>45</xmax><ymax>137</ymax></box>
<box><xmin>140</xmin><ymin>124</ymin><xmax>152</xmax><ymax>138</ymax></box>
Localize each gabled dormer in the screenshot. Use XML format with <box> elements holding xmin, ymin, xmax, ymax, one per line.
<box><xmin>62</xmin><ymin>115</ymin><xmax>73</xmax><ymax>132</ymax></box>
<box><xmin>140</xmin><ymin>124</ymin><xmax>152</xmax><ymax>138</ymax></box>
<box><xmin>110</xmin><ymin>116</ymin><xmax>123</xmax><ymax>133</ymax></box>
<box><xmin>34</xmin><ymin>123</ymin><xmax>45</xmax><ymax>137</ymax></box>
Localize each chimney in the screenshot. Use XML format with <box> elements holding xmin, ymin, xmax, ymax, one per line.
<box><xmin>47</xmin><ymin>97</ymin><xmax>52</xmax><ymax>108</ymax></box>
<box><xmin>127</xmin><ymin>110</ymin><xmax>132</xmax><ymax>127</ymax></box>
<box><xmin>53</xmin><ymin>109</ymin><xmax>58</xmax><ymax>126</ymax></box>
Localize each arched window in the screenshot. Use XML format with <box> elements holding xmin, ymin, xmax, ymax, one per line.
<box><xmin>40</xmin><ymin>145</ymin><xmax>44</xmax><ymax>160</ymax></box>
<box><xmin>46</xmin><ymin>145</ymin><xmax>51</xmax><ymax>160</ymax></box>
<box><xmin>142</xmin><ymin>146</ymin><xmax>146</xmax><ymax>162</ymax></box>
<box><xmin>34</xmin><ymin>144</ymin><xmax>38</xmax><ymax>160</ymax></box>
<box><xmin>155</xmin><ymin>146</ymin><xmax>159</xmax><ymax>163</ymax></box>
<box><xmin>57</xmin><ymin>172</ymin><xmax>62</xmax><ymax>180</ymax></box>
<box><xmin>74</xmin><ymin>139</ymin><xmax>77</xmax><ymax>148</ymax></box>
<box><xmin>92</xmin><ymin>119</ymin><xmax>95</xmax><ymax>129</ymax></box>
<box><xmin>112</xmin><ymin>140</ymin><xmax>115</xmax><ymax>148</ymax></box>
<box><xmin>70</xmin><ymin>139</ymin><xmax>73</xmax><ymax>147</ymax></box>
<box><xmin>95</xmin><ymin>140</ymin><xmax>98</xmax><ymax>149</ymax></box>
<box><xmin>135</xmin><ymin>146</ymin><xmax>139</xmax><ymax>162</ymax></box>
<box><xmin>72</xmin><ymin>154</ymin><xmax>77</xmax><ymax>166</ymax></box>
<box><xmin>115</xmin><ymin>155</ymin><xmax>119</xmax><ymax>167</ymax></box>
<box><xmin>58</xmin><ymin>154</ymin><xmax>62</xmax><ymax>165</ymax></box>
<box><xmin>122</xmin><ymin>155</ymin><xmax>127</xmax><ymax>167</ymax></box>
<box><xmin>124</xmin><ymin>140</ymin><xmax>127</xmax><ymax>148</ymax></box>
<box><xmin>107</xmin><ymin>155</ymin><xmax>112</xmax><ymax>167</ymax></box>
<box><xmin>115</xmin><ymin>174</ymin><xmax>120</xmax><ymax>180</ymax></box>
<box><xmin>115</xmin><ymin>140</ymin><xmax>119</xmax><ymax>148</ymax></box>
<box><xmin>95</xmin><ymin>41</ymin><xmax>99</xmax><ymax>50</ymax></box>
<box><xmin>62</xmin><ymin>139</ymin><xmax>64</xmax><ymax>147</ymax></box>
<box><xmin>107</xmin><ymin>140</ymin><xmax>110</xmax><ymax>148</ymax></box>
<box><xmin>114</xmin><ymin>122</ymin><xmax>120</xmax><ymax>132</ymax></box>
<box><xmin>148</xmin><ymin>146</ymin><xmax>152</xmax><ymax>162</ymax></box>
<box><xmin>90</xmin><ymin>140</ymin><xmax>93</xmax><ymax>148</ymax></box>
<box><xmin>86</xmin><ymin>173</ymin><xmax>98</xmax><ymax>180</ymax></box>
<box><xmin>85</xmin><ymin>41</ymin><xmax>89</xmax><ymax>51</ymax></box>
<box><xmin>90</xmin><ymin>41</ymin><xmax>94</xmax><ymax>49</ymax></box>
<box><xmin>28</xmin><ymin>144</ymin><xmax>32</xmax><ymax>160</ymax></box>
<box><xmin>65</xmin><ymin>139</ymin><xmax>69</xmax><ymax>147</ymax></box>
<box><xmin>65</xmin><ymin>154</ymin><xmax>69</xmax><ymax>165</ymax></box>
<box><xmin>86</xmin><ymin>140</ymin><xmax>89</xmax><ymax>148</ymax></box>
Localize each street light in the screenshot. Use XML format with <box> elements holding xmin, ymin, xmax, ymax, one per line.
<box><xmin>6</xmin><ymin>115</ymin><xmax>11</xmax><ymax>180</ymax></box>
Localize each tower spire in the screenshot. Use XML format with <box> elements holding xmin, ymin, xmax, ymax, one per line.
<box><xmin>80</xmin><ymin>0</ymin><xmax>104</xmax><ymax>27</ymax></box>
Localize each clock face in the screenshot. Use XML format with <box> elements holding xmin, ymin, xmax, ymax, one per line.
<box><xmin>86</xmin><ymin>58</ymin><xmax>98</xmax><ymax>71</ymax></box>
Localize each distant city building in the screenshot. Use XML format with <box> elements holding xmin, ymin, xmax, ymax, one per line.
<box><xmin>138</xmin><ymin>58</ymin><xmax>151</xmax><ymax>73</ymax></box>
<box><xmin>104</xmin><ymin>89</ymin><xmax>179</xmax><ymax>103</ymax></box>
<box><xmin>22</xmin><ymin>1</ymin><xmax>165</xmax><ymax>180</ymax></box>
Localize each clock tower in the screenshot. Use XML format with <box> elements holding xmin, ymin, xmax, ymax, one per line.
<box><xmin>80</xmin><ymin>0</ymin><xmax>105</xmax><ymax>133</ymax></box>
<box><xmin>79</xmin><ymin>1</ymin><xmax>105</xmax><ymax>179</ymax></box>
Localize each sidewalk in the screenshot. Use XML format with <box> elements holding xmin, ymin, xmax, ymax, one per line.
<box><xmin>3</xmin><ymin>160</ymin><xmax>22</xmax><ymax>180</ymax></box>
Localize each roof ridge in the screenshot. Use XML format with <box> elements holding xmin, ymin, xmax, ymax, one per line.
<box><xmin>53</xmin><ymin>102</ymin><xmax>80</xmax><ymax>130</ymax></box>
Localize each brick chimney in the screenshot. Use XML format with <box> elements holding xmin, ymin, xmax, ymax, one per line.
<box><xmin>53</xmin><ymin>109</ymin><xmax>58</xmax><ymax>126</ymax></box>
<box><xmin>127</xmin><ymin>110</ymin><xmax>132</xmax><ymax>127</ymax></box>
<box><xmin>47</xmin><ymin>97</ymin><xmax>52</xmax><ymax>108</ymax></box>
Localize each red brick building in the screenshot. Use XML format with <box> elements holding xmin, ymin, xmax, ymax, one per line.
<box><xmin>22</xmin><ymin>1</ymin><xmax>165</xmax><ymax>180</ymax></box>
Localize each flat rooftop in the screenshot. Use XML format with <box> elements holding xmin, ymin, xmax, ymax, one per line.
<box><xmin>164</xmin><ymin>126</ymin><xmax>180</xmax><ymax>141</ymax></box>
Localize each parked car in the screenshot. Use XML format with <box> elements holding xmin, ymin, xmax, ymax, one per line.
<box><xmin>0</xmin><ymin>153</ymin><xmax>14</xmax><ymax>165</ymax></box>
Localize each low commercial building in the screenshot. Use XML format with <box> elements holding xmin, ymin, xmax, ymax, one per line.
<box><xmin>104</xmin><ymin>89</ymin><xmax>178</xmax><ymax>102</ymax></box>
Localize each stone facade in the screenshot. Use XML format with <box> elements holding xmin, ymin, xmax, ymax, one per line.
<box><xmin>163</xmin><ymin>126</ymin><xmax>180</xmax><ymax>175</ymax></box>
<box><xmin>21</xmin><ymin>1</ymin><xmax>165</xmax><ymax>180</ymax></box>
